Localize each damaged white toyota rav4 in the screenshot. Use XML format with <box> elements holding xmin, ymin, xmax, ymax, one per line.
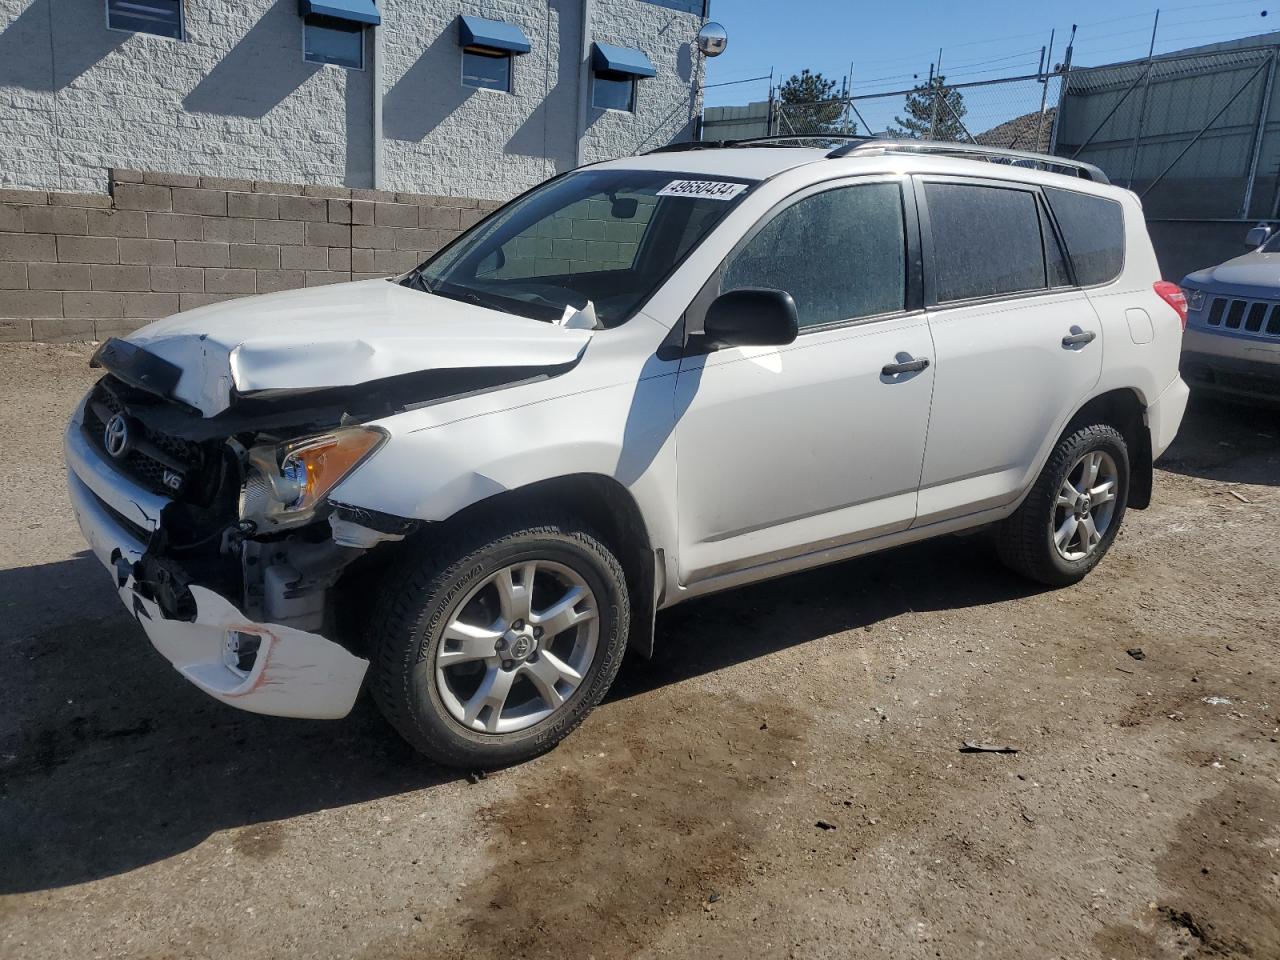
<box><xmin>66</xmin><ymin>138</ymin><xmax>1190</xmax><ymax>767</ymax></box>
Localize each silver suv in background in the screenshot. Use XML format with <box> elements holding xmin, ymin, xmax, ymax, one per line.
<box><xmin>66</xmin><ymin>138</ymin><xmax>1189</xmax><ymax>768</ymax></box>
<box><xmin>1181</xmin><ymin>222</ymin><xmax>1280</xmax><ymax>403</ymax></box>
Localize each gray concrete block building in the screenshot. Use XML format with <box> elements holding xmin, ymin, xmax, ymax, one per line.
<box><xmin>2</xmin><ymin>0</ymin><xmax>707</xmax><ymax>196</ymax></box>
<box><xmin>0</xmin><ymin>0</ymin><xmax>709</xmax><ymax>339</ymax></box>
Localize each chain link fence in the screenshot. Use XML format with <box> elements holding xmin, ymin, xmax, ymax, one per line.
<box><xmin>704</xmin><ymin>73</ymin><xmax>1062</xmax><ymax>150</ymax></box>
<box><xmin>702</xmin><ymin>42</ymin><xmax>1280</xmax><ymax>222</ymax></box>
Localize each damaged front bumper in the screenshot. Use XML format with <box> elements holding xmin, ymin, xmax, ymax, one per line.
<box><xmin>64</xmin><ymin>408</ymin><xmax>369</xmax><ymax>720</ymax></box>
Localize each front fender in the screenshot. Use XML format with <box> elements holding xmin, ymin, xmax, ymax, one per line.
<box><xmin>329</xmin><ymin>372</ymin><xmax>681</xmax><ymax>566</ymax></box>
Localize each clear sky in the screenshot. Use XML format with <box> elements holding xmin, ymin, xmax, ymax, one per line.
<box><xmin>702</xmin><ymin>0</ymin><xmax>1278</xmax><ymax>108</ymax></box>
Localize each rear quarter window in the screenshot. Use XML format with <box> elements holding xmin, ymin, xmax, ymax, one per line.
<box><xmin>1043</xmin><ymin>187</ymin><xmax>1126</xmax><ymax>286</ymax></box>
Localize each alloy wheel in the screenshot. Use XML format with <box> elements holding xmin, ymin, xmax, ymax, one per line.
<box><xmin>434</xmin><ymin>560</ymin><xmax>598</xmax><ymax>734</ymax></box>
<box><xmin>1052</xmin><ymin>449</ymin><xmax>1120</xmax><ymax>562</ymax></box>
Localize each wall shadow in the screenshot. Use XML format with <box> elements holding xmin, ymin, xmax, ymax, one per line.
<box><xmin>505</xmin><ymin>0</ymin><xmax>578</xmax><ymax>172</ymax></box>
<box><xmin>383</xmin><ymin>25</ymin><xmax>473</xmax><ymax>143</ymax></box>
<box><xmin>344</xmin><ymin>33</ymin><xmax>373</xmax><ymax>188</ymax></box>
<box><xmin>0</xmin><ymin>0</ymin><xmax>127</xmax><ymax>92</ymax></box>
<box><xmin>183</xmin><ymin>0</ymin><xmax>320</xmax><ymax>118</ymax></box>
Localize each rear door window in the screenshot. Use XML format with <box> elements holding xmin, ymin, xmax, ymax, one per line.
<box><xmin>1043</xmin><ymin>187</ymin><xmax>1125</xmax><ymax>286</ymax></box>
<box><xmin>924</xmin><ymin>182</ymin><xmax>1046</xmax><ymax>302</ymax></box>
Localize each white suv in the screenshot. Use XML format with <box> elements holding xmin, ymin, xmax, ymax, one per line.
<box><xmin>65</xmin><ymin>138</ymin><xmax>1190</xmax><ymax>767</ymax></box>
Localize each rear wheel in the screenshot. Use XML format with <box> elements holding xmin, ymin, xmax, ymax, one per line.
<box><xmin>997</xmin><ymin>424</ymin><xmax>1129</xmax><ymax>587</ymax></box>
<box><xmin>369</xmin><ymin>515</ymin><xmax>629</xmax><ymax>768</ymax></box>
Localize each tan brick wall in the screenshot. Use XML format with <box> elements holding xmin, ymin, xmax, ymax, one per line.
<box><xmin>0</xmin><ymin>170</ymin><xmax>502</xmax><ymax>343</ymax></box>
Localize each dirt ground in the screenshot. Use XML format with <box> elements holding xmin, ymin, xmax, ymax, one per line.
<box><xmin>1</xmin><ymin>341</ymin><xmax>1277</xmax><ymax>960</ymax></box>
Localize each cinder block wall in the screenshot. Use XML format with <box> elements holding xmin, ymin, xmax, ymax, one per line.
<box><xmin>0</xmin><ymin>169</ymin><xmax>501</xmax><ymax>342</ymax></box>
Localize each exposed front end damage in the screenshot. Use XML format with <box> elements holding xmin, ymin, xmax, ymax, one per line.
<box><xmin>65</xmin><ymin>339</ymin><xmax>579</xmax><ymax>720</ymax></box>
<box><xmin>64</xmin><ymin>392</ymin><xmax>389</xmax><ymax>719</ymax></box>
<box><xmin>125</xmin><ymin>584</ymin><xmax>368</xmax><ymax>719</ymax></box>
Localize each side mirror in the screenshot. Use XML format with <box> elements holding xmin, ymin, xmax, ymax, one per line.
<box><xmin>1246</xmin><ymin>224</ymin><xmax>1271</xmax><ymax>248</ymax></box>
<box><xmin>610</xmin><ymin>197</ymin><xmax>638</xmax><ymax>219</ymax></box>
<box><xmin>477</xmin><ymin>246</ymin><xmax>507</xmax><ymax>276</ymax></box>
<box><xmin>703</xmin><ymin>288</ymin><xmax>799</xmax><ymax>347</ymax></box>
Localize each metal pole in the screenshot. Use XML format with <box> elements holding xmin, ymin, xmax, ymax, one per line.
<box><xmin>767</xmin><ymin>66</ymin><xmax>775</xmax><ymax>136</ymax></box>
<box><xmin>1035</xmin><ymin>29</ymin><xmax>1055</xmax><ymax>151</ymax></box>
<box><xmin>926</xmin><ymin>61</ymin><xmax>937</xmax><ymax>139</ymax></box>
<box><xmin>928</xmin><ymin>49</ymin><xmax>944</xmax><ymax>139</ymax></box>
<box><xmin>846</xmin><ymin>60</ymin><xmax>854</xmax><ymax>133</ymax></box>
<box><xmin>1049</xmin><ymin>25</ymin><xmax>1076</xmax><ymax>156</ymax></box>
<box><xmin>1241</xmin><ymin>50</ymin><xmax>1276</xmax><ymax>219</ymax></box>
<box><xmin>1143</xmin><ymin>56</ymin><xmax>1272</xmax><ymax>199</ymax></box>
<box><xmin>1126</xmin><ymin>9</ymin><xmax>1159</xmax><ymax>189</ymax></box>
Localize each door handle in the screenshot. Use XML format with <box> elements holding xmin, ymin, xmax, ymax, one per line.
<box><xmin>881</xmin><ymin>356</ymin><xmax>930</xmax><ymax>376</ymax></box>
<box><xmin>1062</xmin><ymin>330</ymin><xmax>1097</xmax><ymax>348</ymax></box>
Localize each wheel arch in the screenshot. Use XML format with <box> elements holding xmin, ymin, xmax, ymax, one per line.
<box><xmin>433</xmin><ymin>473</ymin><xmax>662</xmax><ymax>658</ymax></box>
<box><xmin>1062</xmin><ymin>387</ymin><xmax>1152</xmax><ymax>509</ymax></box>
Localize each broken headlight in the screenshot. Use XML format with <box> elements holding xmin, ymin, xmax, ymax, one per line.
<box><xmin>241</xmin><ymin>426</ymin><xmax>386</xmax><ymax>530</ymax></box>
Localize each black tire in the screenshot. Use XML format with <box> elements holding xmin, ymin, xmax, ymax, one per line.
<box><xmin>367</xmin><ymin>514</ymin><xmax>629</xmax><ymax>769</ymax></box>
<box><xmin>997</xmin><ymin>424</ymin><xmax>1130</xmax><ymax>587</ymax></box>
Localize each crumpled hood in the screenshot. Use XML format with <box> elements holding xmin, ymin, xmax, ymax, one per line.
<box><xmin>124</xmin><ymin>279</ymin><xmax>592</xmax><ymax>416</ymax></box>
<box><xmin>1184</xmin><ymin>250</ymin><xmax>1280</xmax><ymax>297</ymax></box>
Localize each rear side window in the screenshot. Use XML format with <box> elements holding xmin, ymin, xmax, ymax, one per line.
<box><xmin>925</xmin><ymin>183</ymin><xmax>1045</xmax><ymax>302</ymax></box>
<box><xmin>722</xmin><ymin>182</ymin><xmax>906</xmax><ymax>329</ymax></box>
<box><xmin>1043</xmin><ymin>187</ymin><xmax>1125</xmax><ymax>286</ymax></box>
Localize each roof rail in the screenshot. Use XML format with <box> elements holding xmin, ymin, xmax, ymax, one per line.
<box><xmin>827</xmin><ymin>138</ymin><xmax>1110</xmax><ymax>184</ymax></box>
<box><xmin>646</xmin><ymin>134</ymin><xmax>867</xmax><ymax>155</ymax></box>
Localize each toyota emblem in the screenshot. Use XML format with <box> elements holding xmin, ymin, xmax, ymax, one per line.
<box><xmin>103</xmin><ymin>413</ymin><xmax>132</xmax><ymax>459</ymax></box>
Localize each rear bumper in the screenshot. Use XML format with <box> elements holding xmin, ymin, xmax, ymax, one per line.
<box><xmin>1147</xmin><ymin>375</ymin><xmax>1190</xmax><ymax>461</ymax></box>
<box><xmin>65</xmin><ymin>406</ymin><xmax>368</xmax><ymax>720</ymax></box>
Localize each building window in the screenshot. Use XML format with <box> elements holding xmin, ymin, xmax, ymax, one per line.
<box><xmin>105</xmin><ymin>0</ymin><xmax>184</xmax><ymax>40</ymax></box>
<box><xmin>589</xmin><ymin>42</ymin><xmax>655</xmax><ymax>113</ymax></box>
<box><xmin>592</xmin><ymin>72</ymin><xmax>636</xmax><ymax>112</ymax></box>
<box><xmin>462</xmin><ymin>48</ymin><xmax>512</xmax><ymax>92</ymax></box>
<box><xmin>456</xmin><ymin>16</ymin><xmax>530</xmax><ymax>93</ymax></box>
<box><xmin>304</xmin><ymin>16</ymin><xmax>364</xmax><ymax>70</ymax></box>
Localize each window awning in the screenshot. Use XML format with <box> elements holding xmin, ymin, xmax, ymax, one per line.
<box><xmin>298</xmin><ymin>0</ymin><xmax>380</xmax><ymax>26</ymax></box>
<box><xmin>591</xmin><ymin>42</ymin><xmax>656</xmax><ymax>78</ymax></box>
<box><xmin>458</xmin><ymin>15</ymin><xmax>531</xmax><ymax>55</ymax></box>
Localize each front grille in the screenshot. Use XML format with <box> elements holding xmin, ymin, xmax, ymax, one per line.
<box><xmin>83</xmin><ymin>382</ymin><xmax>206</xmax><ymax>499</ymax></box>
<box><xmin>1202</xmin><ymin>294</ymin><xmax>1280</xmax><ymax>338</ymax></box>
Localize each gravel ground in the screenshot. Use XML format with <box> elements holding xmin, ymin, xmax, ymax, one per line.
<box><xmin>1</xmin><ymin>341</ymin><xmax>1277</xmax><ymax>960</ymax></box>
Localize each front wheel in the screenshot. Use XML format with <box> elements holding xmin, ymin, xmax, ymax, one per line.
<box><xmin>368</xmin><ymin>515</ymin><xmax>630</xmax><ymax>768</ymax></box>
<box><xmin>997</xmin><ymin>424</ymin><xmax>1130</xmax><ymax>587</ymax></box>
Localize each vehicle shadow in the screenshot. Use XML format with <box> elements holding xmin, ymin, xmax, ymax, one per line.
<box><xmin>1156</xmin><ymin>393</ymin><xmax>1280</xmax><ymax>486</ymax></box>
<box><xmin>0</xmin><ymin>554</ymin><xmax>455</xmax><ymax>895</ymax></box>
<box><xmin>613</xmin><ymin>532</ymin><xmax>1042</xmax><ymax>701</ymax></box>
<box><xmin>1</xmin><ymin>536</ymin><xmax>1040</xmax><ymax>894</ymax></box>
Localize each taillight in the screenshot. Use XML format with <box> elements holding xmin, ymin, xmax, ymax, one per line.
<box><xmin>1154</xmin><ymin>280</ymin><xmax>1188</xmax><ymax>330</ymax></box>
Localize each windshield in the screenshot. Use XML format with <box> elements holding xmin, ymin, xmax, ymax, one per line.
<box><xmin>405</xmin><ymin>169</ymin><xmax>756</xmax><ymax>328</ymax></box>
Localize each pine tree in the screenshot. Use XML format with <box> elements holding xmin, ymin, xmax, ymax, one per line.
<box><xmin>776</xmin><ymin>70</ymin><xmax>850</xmax><ymax>135</ymax></box>
<box><xmin>889</xmin><ymin>74</ymin><xmax>967</xmax><ymax>141</ymax></box>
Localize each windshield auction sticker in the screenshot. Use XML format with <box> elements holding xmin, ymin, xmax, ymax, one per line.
<box><xmin>657</xmin><ymin>179</ymin><xmax>748</xmax><ymax>201</ymax></box>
